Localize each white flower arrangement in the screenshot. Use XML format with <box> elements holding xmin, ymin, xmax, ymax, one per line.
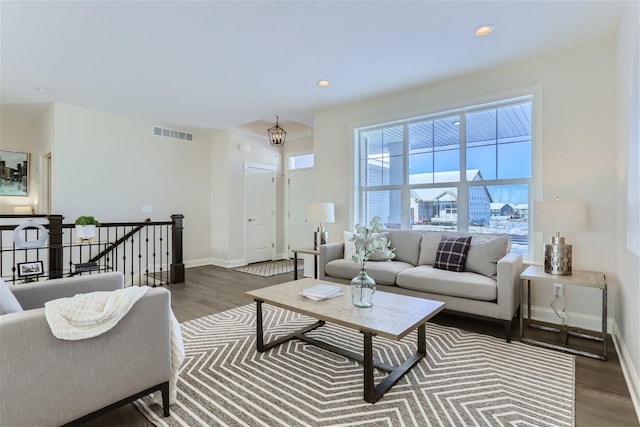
<box><xmin>350</xmin><ymin>216</ymin><xmax>395</xmax><ymax>270</ymax></box>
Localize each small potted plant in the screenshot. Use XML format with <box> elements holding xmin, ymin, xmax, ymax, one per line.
<box><xmin>75</xmin><ymin>216</ymin><xmax>100</xmax><ymax>243</ymax></box>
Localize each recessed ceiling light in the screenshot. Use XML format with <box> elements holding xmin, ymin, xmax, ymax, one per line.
<box><xmin>317</xmin><ymin>80</ymin><xmax>330</xmax><ymax>87</ymax></box>
<box><xmin>36</xmin><ymin>87</ymin><xmax>54</xmax><ymax>93</ymax></box>
<box><xmin>475</xmin><ymin>25</ymin><xmax>495</xmax><ymax>37</ymax></box>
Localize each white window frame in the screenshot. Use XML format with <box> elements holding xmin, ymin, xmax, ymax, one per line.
<box><xmin>354</xmin><ymin>93</ymin><xmax>539</xmax><ymax>257</ymax></box>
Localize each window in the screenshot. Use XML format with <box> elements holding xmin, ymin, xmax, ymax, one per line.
<box><xmin>288</xmin><ymin>153</ymin><xmax>314</xmax><ymax>170</ymax></box>
<box><xmin>356</xmin><ymin>96</ymin><xmax>532</xmax><ymax>254</ymax></box>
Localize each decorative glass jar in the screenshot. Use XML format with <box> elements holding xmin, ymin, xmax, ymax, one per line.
<box><xmin>351</xmin><ymin>268</ymin><xmax>376</xmax><ymax>308</ymax></box>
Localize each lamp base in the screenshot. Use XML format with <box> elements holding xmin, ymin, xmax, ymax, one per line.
<box><xmin>313</xmin><ymin>229</ymin><xmax>328</xmax><ymax>250</ymax></box>
<box><xmin>544</xmin><ymin>236</ymin><xmax>572</xmax><ymax>275</ymax></box>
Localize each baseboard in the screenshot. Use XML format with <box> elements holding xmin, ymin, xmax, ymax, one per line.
<box><xmin>184</xmin><ymin>258</ymin><xmax>214</xmax><ymax>268</ymax></box>
<box><xmin>528</xmin><ymin>304</ymin><xmax>613</xmax><ymax>332</ymax></box>
<box><xmin>208</xmin><ymin>258</ymin><xmax>245</xmax><ymax>268</ymax></box>
<box><xmin>612</xmin><ymin>322</ymin><xmax>640</xmax><ymax>423</ymax></box>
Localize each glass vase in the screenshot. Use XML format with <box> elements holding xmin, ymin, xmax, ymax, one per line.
<box><xmin>351</xmin><ymin>268</ymin><xmax>376</xmax><ymax>308</ymax></box>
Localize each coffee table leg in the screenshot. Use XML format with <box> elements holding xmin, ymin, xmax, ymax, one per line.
<box><xmin>362</xmin><ymin>325</ymin><xmax>426</xmax><ymax>404</ymax></box>
<box><xmin>256</xmin><ymin>299</ymin><xmax>265</xmax><ymax>352</ymax></box>
<box><xmin>417</xmin><ymin>323</ymin><xmax>426</xmax><ymax>354</ymax></box>
<box><xmin>254</xmin><ymin>299</ymin><xmax>325</xmax><ymax>353</ymax></box>
<box><xmin>363</xmin><ymin>331</ymin><xmax>375</xmax><ymax>403</ymax></box>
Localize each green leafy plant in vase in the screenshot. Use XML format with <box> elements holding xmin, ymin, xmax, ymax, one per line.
<box><xmin>75</xmin><ymin>216</ymin><xmax>100</xmax><ymax>244</ymax></box>
<box><xmin>349</xmin><ymin>216</ymin><xmax>395</xmax><ymax>307</ymax></box>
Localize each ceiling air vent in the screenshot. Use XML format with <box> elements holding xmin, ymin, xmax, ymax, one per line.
<box><xmin>152</xmin><ymin>126</ymin><xmax>194</xmax><ymax>142</ymax></box>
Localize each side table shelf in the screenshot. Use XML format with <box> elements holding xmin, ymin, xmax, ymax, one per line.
<box><xmin>519</xmin><ymin>265</ymin><xmax>607</xmax><ymax>360</ymax></box>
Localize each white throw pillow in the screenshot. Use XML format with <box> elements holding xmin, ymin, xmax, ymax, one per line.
<box><xmin>344</xmin><ymin>231</ymin><xmax>357</xmax><ymax>260</ymax></box>
<box><xmin>0</xmin><ymin>278</ymin><xmax>23</xmax><ymax>315</ymax></box>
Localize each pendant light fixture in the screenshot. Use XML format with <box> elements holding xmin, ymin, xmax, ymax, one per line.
<box><xmin>267</xmin><ymin>115</ymin><xmax>286</xmax><ymax>147</ymax></box>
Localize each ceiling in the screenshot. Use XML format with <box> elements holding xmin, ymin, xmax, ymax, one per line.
<box><xmin>0</xmin><ymin>1</ymin><xmax>624</xmax><ymax>137</ymax></box>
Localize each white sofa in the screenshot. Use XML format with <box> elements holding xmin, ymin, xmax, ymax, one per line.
<box><xmin>319</xmin><ymin>230</ymin><xmax>523</xmax><ymax>342</ymax></box>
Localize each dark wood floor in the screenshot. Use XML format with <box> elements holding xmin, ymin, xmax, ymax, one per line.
<box><xmin>83</xmin><ymin>264</ymin><xmax>639</xmax><ymax>427</ymax></box>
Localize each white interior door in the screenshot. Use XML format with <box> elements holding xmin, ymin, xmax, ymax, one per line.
<box><xmin>288</xmin><ymin>168</ymin><xmax>315</xmax><ymax>255</ymax></box>
<box><xmin>245</xmin><ymin>165</ymin><xmax>276</xmax><ymax>264</ymax></box>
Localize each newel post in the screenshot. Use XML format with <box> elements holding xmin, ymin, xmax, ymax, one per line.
<box><xmin>170</xmin><ymin>214</ymin><xmax>185</xmax><ymax>283</ymax></box>
<box><xmin>47</xmin><ymin>215</ymin><xmax>64</xmax><ymax>279</ymax></box>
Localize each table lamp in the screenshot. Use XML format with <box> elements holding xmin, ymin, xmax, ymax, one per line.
<box><xmin>533</xmin><ymin>198</ymin><xmax>587</xmax><ymax>275</ymax></box>
<box><xmin>307</xmin><ymin>202</ymin><xmax>335</xmax><ymax>250</ymax></box>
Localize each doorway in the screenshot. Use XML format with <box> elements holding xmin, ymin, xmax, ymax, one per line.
<box><xmin>245</xmin><ymin>164</ymin><xmax>276</xmax><ymax>264</ymax></box>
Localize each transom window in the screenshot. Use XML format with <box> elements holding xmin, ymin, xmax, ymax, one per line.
<box><xmin>288</xmin><ymin>153</ymin><xmax>314</xmax><ymax>170</ymax></box>
<box><xmin>355</xmin><ymin>96</ymin><xmax>532</xmax><ymax>254</ymax></box>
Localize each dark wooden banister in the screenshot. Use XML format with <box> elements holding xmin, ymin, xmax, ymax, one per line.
<box><xmin>0</xmin><ymin>214</ymin><xmax>184</xmax><ymax>284</ymax></box>
<box><xmin>89</xmin><ymin>218</ymin><xmax>151</xmax><ymax>263</ymax></box>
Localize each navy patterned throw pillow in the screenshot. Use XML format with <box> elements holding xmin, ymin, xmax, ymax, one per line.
<box><xmin>433</xmin><ymin>236</ymin><xmax>473</xmax><ymax>272</ymax></box>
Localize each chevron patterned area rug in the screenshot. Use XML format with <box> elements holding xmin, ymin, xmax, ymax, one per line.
<box><xmin>135</xmin><ymin>304</ymin><xmax>575</xmax><ymax>426</ymax></box>
<box><xmin>235</xmin><ymin>259</ymin><xmax>303</xmax><ymax>277</ymax></box>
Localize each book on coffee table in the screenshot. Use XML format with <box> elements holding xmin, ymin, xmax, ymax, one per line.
<box><xmin>300</xmin><ymin>283</ymin><xmax>344</xmax><ymax>301</ymax></box>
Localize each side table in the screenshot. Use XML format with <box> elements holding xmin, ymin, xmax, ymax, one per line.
<box><xmin>292</xmin><ymin>248</ymin><xmax>319</xmax><ymax>280</ymax></box>
<box><xmin>520</xmin><ymin>265</ymin><xmax>607</xmax><ymax>360</ymax></box>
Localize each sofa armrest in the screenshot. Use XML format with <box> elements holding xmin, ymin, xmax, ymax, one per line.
<box><xmin>11</xmin><ymin>272</ymin><xmax>125</xmax><ymax>310</ymax></box>
<box><xmin>0</xmin><ymin>287</ymin><xmax>171</xmax><ymax>426</ymax></box>
<box><xmin>319</xmin><ymin>242</ymin><xmax>345</xmax><ymax>280</ymax></box>
<box><xmin>496</xmin><ymin>252</ymin><xmax>524</xmax><ymax>320</ymax></box>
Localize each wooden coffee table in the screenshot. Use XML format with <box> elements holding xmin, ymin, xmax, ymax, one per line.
<box><xmin>246</xmin><ymin>278</ymin><xmax>445</xmax><ymax>403</ymax></box>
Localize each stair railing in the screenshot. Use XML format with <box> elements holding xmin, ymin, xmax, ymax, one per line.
<box><xmin>0</xmin><ymin>214</ymin><xmax>184</xmax><ymax>286</ymax></box>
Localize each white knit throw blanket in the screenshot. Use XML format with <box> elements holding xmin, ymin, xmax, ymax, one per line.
<box><xmin>45</xmin><ymin>286</ymin><xmax>150</xmax><ymax>340</ymax></box>
<box><xmin>45</xmin><ymin>286</ymin><xmax>185</xmax><ymax>404</ymax></box>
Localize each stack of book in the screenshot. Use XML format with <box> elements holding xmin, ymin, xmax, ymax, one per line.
<box><xmin>300</xmin><ymin>284</ymin><xmax>344</xmax><ymax>301</ymax></box>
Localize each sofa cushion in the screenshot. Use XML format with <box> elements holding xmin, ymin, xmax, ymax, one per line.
<box><xmin>465</xmin><ymin>235</ymin><xmax>509</xmax><ymax>277</ymax></box>
<box><xmin>0</xmin><ymin>278</ymin><xmax>23</xmax><ymax>315</ymax></box>
<box><xmin>386</xmin><ymin>230</ymin><xmax>422</xmax><ymax>266</ymax></box>
<box><xmin>324</xmin><ymin>259</ymin><xmax>414</xmax><ymax>285</ymax></box>
<box><xmin>418</xmin><ymin>232</ymin><xmax>442</xmax><ymax>266</ymax></box>
<box><xmin>433</xmin><ymin>236</ymin><xmax>472</xmax><ymax>272</ymax></box>
<box><xmin>396</xmin><ymin>266</ymin><xmax>497</xmax><ymax>301</ymax></box>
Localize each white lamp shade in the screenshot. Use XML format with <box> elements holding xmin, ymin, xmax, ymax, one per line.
<box><xmin>307</xmin><ymin>202</ymin><xmax>335</xmax><ymax>223</ymax></box>
<box><xmin>533</xmin><ymin>200</ymin><xmax>587</xmax><ymax>232</ymax></box>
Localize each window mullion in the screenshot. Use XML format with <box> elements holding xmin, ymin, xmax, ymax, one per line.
<box><xmin>401</xmin><ymin>123</ymin><xmax>410</xmax><ymax>229</ymax></box>
<box><xmin>458</xmin><ymin>112</ymin><xmax>469</xmax><ymax>231</ymax></box>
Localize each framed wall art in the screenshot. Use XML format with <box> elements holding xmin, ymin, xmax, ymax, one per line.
<box><xmin>0</xmin><ymin>150</ymin><xmax>29</xmax><ymax>196</ymax></box>
<box><xmin>17</xmin><ymin>261</ymin><xmax>43</xmax><ymax>277</ymax></box>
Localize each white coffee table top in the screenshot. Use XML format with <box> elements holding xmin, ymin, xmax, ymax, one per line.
<box><xmin>247</xmin><ymin>278</ymin><xmax>445</xmax><ymax>340</ymax></box>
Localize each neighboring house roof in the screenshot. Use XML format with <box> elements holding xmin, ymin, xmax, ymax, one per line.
<box><xmin>410</xmin><ymin>170</ymin><xmax>493</xmax><ymax>202</ymax></box>
<box><xmin>490</xmin><ymin>202</ymin><xmax>509</xmax><ymax>210</ymax></box>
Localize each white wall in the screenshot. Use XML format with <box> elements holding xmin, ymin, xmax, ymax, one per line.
<box><xmin>51</xmin><ymin>103</ymin><xmax>213</xmax><ymax>264</ymax></box>
<box><xmin>210</xmin><ymin>131</ymin><xmax>231</xmax><ymax>265</ymax></box>
<box><xmin>0</xmin><ymin>104</ymin><xmax>50</xmax><ymax>213</ymax></box>
<box><xmin>314</xmin><ymin>37</ymin><xmax>619</xmax><ymax>333</ymax></box>
<box><xmin>616</xmin><ymin>0</ymin><xmax>640</xmax><ymax>415</ymax></box>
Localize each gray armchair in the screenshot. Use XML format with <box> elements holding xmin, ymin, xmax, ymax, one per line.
<box><xmin>0</xmin><ymin>272</ymin><xmax>172</xmax><ymax>427</ymax></box>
